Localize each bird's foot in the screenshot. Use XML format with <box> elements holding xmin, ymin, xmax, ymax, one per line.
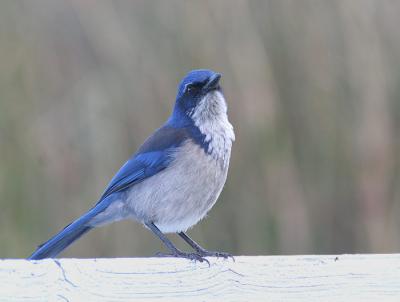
<box><xmin>197</xmin><ymin>250</ymin><xmax>235</xmax><ymax>261</ymax></box>
<box><xmin>155</xmin><ymin>251</ymin><xmax>210</xmax><ymax>265</ymax></box>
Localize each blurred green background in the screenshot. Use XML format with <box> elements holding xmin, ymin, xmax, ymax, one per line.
<box><xmin>1</xmin><ymin>0</ymin><xmax>399</xmax><ymax>258</ymax></box>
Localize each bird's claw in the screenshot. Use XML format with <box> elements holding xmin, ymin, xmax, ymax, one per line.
<box><xmin>155</xmin><ymin>251</ymin><xmax>210</xmax><ymax>265</ymax></box>
<box><xmin>198</xmin><ymin>250</ymin><xmax>235</xmax><ymax>262</ymax></box>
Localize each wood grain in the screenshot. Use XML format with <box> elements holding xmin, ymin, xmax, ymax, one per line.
<box><xmin>1</xmin><ymin>255</ymin><xmax>400</xmax><ymax>301</ymax></box>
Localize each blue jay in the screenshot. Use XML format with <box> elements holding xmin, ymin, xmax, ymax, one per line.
<box><xmin>29</xmin><ymin>69</ymin><xmax>235</xmax><ymax>262</ymax></box>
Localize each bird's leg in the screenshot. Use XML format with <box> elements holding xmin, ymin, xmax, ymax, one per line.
<box><xmin>178</xmin><ymin>232</ymin><xmax>234</xmax><ymax>261</ymax></box>
<box><xmin>145</xmin><ymin>222</ymin><xmax>209</xmax><ymax>264</ymax></box>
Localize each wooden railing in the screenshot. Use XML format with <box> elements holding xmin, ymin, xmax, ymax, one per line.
<box><xmin>2</xmin><ymin>254</ymin><xmax>400</xmax><ymax>301</ymax></box>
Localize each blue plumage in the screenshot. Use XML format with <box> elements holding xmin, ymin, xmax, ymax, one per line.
<box><xmin>29</xmin><ymin>69</ymin><xmax>234</xmax><ymax>262</ymax></box>
<box><xmin>100</xmin><ymin>126</ymin><xmax>189</xmax><ymax>200</ymax></box>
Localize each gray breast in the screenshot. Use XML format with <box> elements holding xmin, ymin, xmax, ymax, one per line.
<box><xmin>125</xmin><ymin>140</ymin><xmax>231</xmax><ymax>233</ymax></box>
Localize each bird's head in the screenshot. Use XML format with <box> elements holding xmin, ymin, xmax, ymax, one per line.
<box><xmin>169</xmin><ymin>69</ymin><xmax>228</xmax><ymax>127</ymax></box>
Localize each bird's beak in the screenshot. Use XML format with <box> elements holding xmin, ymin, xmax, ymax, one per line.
<box><xmin>203</xmin><ymin>73</ymin><xmax>221</xmax><ymax>91</ymax></box>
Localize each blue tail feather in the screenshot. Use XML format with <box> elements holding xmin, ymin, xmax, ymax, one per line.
<box><xmin>28</xmin><ymin>198</ymin><xmax>112</xmax><ymax>260</ymax></box>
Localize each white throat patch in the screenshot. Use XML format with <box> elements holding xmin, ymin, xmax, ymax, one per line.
<box><xmin>190</xmin><ymin>90</ymin><xmax>235</xmax><ymax>166</ymax></box>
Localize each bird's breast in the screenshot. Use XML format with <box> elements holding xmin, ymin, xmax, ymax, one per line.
<box><xmin>125</xmin><ymin>139</ymin><xmax>231</xmax><ymax>233</ymax></box>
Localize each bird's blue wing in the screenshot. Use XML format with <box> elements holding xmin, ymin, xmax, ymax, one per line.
<box><xmin>99</xmin><ymin>125</ymin><xmax>189</xmax><ymax>201</ymax></box>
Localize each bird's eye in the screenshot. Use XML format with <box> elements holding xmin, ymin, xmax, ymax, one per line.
<box><xmin>185</xmin><ymin>83</ymin><xmax>200</xmax><ymax>94</ymax></box>
<box><xmin>185</xmin><ymin>84</ymin><xmax>194</xmax><ymax>93</ymax></box>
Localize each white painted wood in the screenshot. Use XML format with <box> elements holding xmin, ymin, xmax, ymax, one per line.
<box><xmin>1</xmin><ymin>254</ymin><xmax>400</xmax><ymax>301</ymax></box>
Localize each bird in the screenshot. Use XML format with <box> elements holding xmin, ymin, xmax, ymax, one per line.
<box><xmin>29</xmin><ymin>69</ymin><xmax>235</xmax><ymax>262</ymax></box>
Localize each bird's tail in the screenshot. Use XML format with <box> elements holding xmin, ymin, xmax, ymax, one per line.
<box><xmin>28</xmin><ymin>199</ymin><xmax>112</xmax><ymax>260</ymax></box>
